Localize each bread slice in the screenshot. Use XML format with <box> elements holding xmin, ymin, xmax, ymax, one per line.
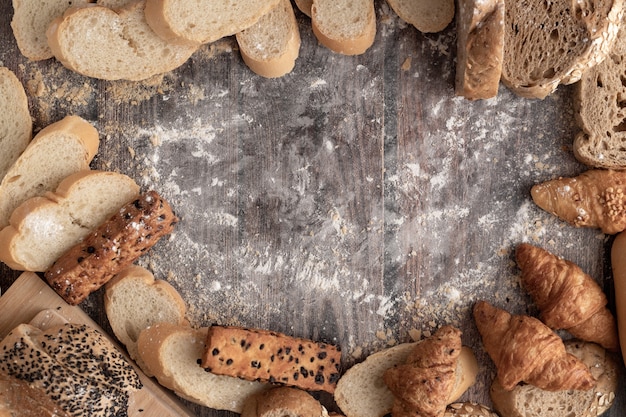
<box><xmin>573</xmin><ymin>19</ymin><xmax>626</xmax><ymax>168</ymax></box>
<box><xmin>334</xmin><ymin>343</ymin><xmax>478</xmax><ymax>417</ymax></box>
<box><xmin>46</xmin><ymin>1</ymin><xmax>198</xmax><ymax>81</ymax></box>
<box><xmin>241</xmin><ymin>387</ymin><xmax>328</xmax><ymax>417</ymax></box>
<box><xmin>137</xmin><ymin>322</ymin><xmax>269</xmax><ymax>413</ymax></box>
<box><xmin>0</xmin><ymin>115</ymin><xmax>99</xmax><ymax>231</ymax></box>
<box><xmin>455</xmin><ymin>0</ymin><xmax>505</xmax><ymax>100</ymax></box>
<box><xmin>294</xmin><ymin>0</ymin><xmax>312</xmax><ymax>17</ymax></box>
<box><xmin>144</xmin><ymin>0</ymin><xmax>281</xmax><ymax>46</ymax></box>
<box><xmin>0</xmin><ymin>170</ymin><xmax>139</xmax><ymax>272</ymax></box>
<box><xmin>386</xmin><ymin>0</ymin><xmax>455</xmax><ymax>33</ymax></box>
<box><xmin>236</xmin><ymin>0</ymin><xmax>301</xmax><ymax>78</ymax></box>
<box><xmin>0</xmin><ymin>67</ymin><xmax>31</xmax><ymax>184</ymax></box>
<box><xmin>0</xmin><ymin>372</ymin><xmax>70</xmax><ymax>417</ymax></box>
<box><xmin>490</xmin><ymin>340</ymin><xmax>618</xmax><ymax>417</ymax></box>
<box><xmin>501</xmin><ymin>0</ymin><xmax>623</xmax><ymax>99</ymax></box>
<box><xmin>104</xmin><ymin>264</ymin><xmax>188</xmax><ymax>374</ymax></box>
<box><xmin>311</xmin><ymin>0</ymin><xmax>376</xmax><ymax>56</ymax></box>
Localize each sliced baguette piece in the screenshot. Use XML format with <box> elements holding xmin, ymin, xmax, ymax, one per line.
<box><xmin>294</xmin><ymin>0</ymin><xmax>312</xmax><ymax>17</ymax></box>
<box><xmin>137</xmin><ymin>322</ymin><xmax>270</xmax><ymax>413</ymax></box>
<box><xmin>490</xmin><ymin>340</ymin><xmax>618</xmax><ymax>417</ymax></box>
<box><xmin>104</xmin><ymin>265</ymin><xmax>188</xmax><ymax>375</ymax></box>
<box><xmin>334</xmin><ymin>343</ymin><xmax>478</xmax><ymax>417</ymax></box>
<box><xmin>0</xmin><ymin>115</ymin><xmax>99</xmax><ymax>230</ymax></box>
<box><xmin>241</xmin><ymin>387</ymin><xmax>328</xmax><ymax>417</ymax></box>
<box><xmin>0</xmin><ymin>170</ymin><xmax>139</xmax><ymax>272</ymax></box>
<box><xmin>386</xmin><ymin>0</ymin><xmax>455</xmax><ymax>33</ymax></box>
<box><xmin>0</xmin><ymin>67</ymin><xmax>31</xmax><ymax>183</ymax></box>
<box><xmin>455</xmin><ymin>0</ymin><xmax>505</xmax><ymax>100</ymax></box>
<box><xmin>144</xmin><ymin>0</ymin><xmax>281</xmax><ymax>46</ymax></box>
<box><xmin>502</xmin><ymin>0</ymin><xmax>624</xmax><ymax>99</ymax></box>
<box><xmin>46</xmin><ymin>1</ymin><xmax>198</xmax><ymax>81</ymax></box>
<box><xmin>311</xmin><ymin>0</ymin><xmax>376</xmax><ymax>56</ymax></box>
<box><xmin>236</xmin><ymin>0</ymin><xmax>301</xmax><ymax>78</ymax></box>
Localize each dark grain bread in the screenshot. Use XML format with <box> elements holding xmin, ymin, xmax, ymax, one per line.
<box><xmin>0</xmin><ymin>372</ymin><xmax>70</xmax><ymax>417</ymax></box>
<box><xmin>455</xmin><ymin>0</ymin><xmax>505</xmax><ymax>100</ymax></box>
<box><xmin>45</xmin><ymin>190</ymin><xmax>179</xmax><ymax>305</ymax></box>
<box><xmin>501</xmin><ymin>0</ymin><xmax>623</xmax><ymax>99</ymax></box>
<box><xmin>201</xmin><ymin>325</ymin><xmax>342</xmax><ymax>393</ymax></box>
<box><xmin>574</xmin><ymin>17</ymin><xmax>626</xmax><ymax>168</ymax></box>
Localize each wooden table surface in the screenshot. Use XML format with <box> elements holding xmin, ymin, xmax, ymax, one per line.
<box><xmin>0</xmin><ymin>1</ymin><xmax>624</xmax><ymax>416</ymax></box>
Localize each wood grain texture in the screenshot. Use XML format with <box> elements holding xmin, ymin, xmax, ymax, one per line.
<box><xmin>0</xmin><ymin>1</ymin><xmax>623</xmax><ymax>416</ymax></box>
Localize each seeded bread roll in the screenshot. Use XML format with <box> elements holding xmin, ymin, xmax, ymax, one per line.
<box><xmin>0</xmin><ymin>372</ymin><xmax>70</xmax><ymax>417</ymax></box>
<box><xmin>386</xmin><ymin>0</ymin><xmax>455</xmax><ymax>33</ymax></box>
<box><xmin>444</xmin><ymin>403</ymin><xmax>498</xmax><ymax>417</ymax></box>
<box><xmin>201</xmin><ymin>325</ymin><xmax>342</xmax><ymax>394</ymax></box>
<box><xmin>45</xmin><ymin>190</ymin><xmax>179</xmax><ymax>305</ymax></box>
<box><xmin>242</xmin><ymin>386</ymin><xmax>328</xmax><ymax>417</ymax></box>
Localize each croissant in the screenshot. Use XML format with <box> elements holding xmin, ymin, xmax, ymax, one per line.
<box><xmin>530</xmin><ymin>169</ymin><xmax>626</xmax><ymax>234</ymax></box>
<box><xmin>473</xmin><ymin>301</ymin><xmax>596</xmax><ymax>391</ymax></box>
<box><xmin>383</xmin><ymin>326</ymin><xmax>462</xmax><ymax>417</ymax></box>
<box><xmin>515</xmin><ymin>243</ymin><xmax>619</xmax><ymax>351</ymax></box>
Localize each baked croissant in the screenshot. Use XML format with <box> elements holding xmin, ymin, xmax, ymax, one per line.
<box><xmin>530</xmin><ymin>169</ymin><xmax>626</xmax><ymax>234</ymax></box>
<box><xmin>516</xmin><ymin>243</ymin><xmax>619</xmax><ymax>351</ymax></box>
<box><xmin>473</xmin><ymin>301</ymin><xmax>596</xmax><ymax>391</ymax></box>
<box><xmin>383</xmin><ymin>326</ymin><xmax>462</xmax><ymax>417</ymax></box>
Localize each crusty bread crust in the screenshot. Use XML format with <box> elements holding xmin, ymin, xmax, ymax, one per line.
<box><xmin>242</xmin><ymin>387</ymin><xmax>326</xmax><ymax>417</ymax></box>
<box><xmin>0</xmin><ymin>67</ymin><xmax>31</xmax><ymax>183</ymax></box>
<box><xmin>294</xmin><ymin>0</ymin><xmax>312</xmax><ymax>17</ymax></box>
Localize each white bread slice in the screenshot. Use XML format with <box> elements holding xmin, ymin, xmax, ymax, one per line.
<box><xmin>236</xmin><ymin>0</ymin><xmax>301</xmax><ymax>78</ymax></box>
<box><xmin>0</xmin><ymin>67</ymin><xmax>31</xmax><ymax>183</ymax></box>
<box><xmin>311</xmin><ymin>0</ymin><xmax>376</xmax><ymax>56</ymax></box>
<box><xmin>0</xmin><ymin>115</ymin><xmax>99</xmax><ymax>230</ymax></box>
<box><xmin>386</xmin><ymin>0</ymin><xmax>455</xmax><ymax>33</ymax></box>
<box><xmin>137</xmin><ymin>322</ymin><xmax>270</xmax><ymax>413</ymax></box>
<box><xmin>0</xmin><ymin>170</ymin><xmax>139</xmax><ymax>272</ymax></box>
<box><xmin>455</xmin><ymin>0</ymin><xmax>505</xmax><ymax>100</ymax></box>
<box><xmin>294</xmin><ymin>0</ymin><xmax>312</xmax><ymax>17</ymax></box>
<box><xmin>46</xmin><ymin>1</ymin><xmax>198</xmax><ymax>81</ymax></box>
<box><xmin>501</xmin><ymin>0</ymin><xmax>623</xmax><ymax>99</ymax></box>
<box><xmin>334</xmin><ymin>343</ymin><xmax>478</xmax><ymax>417</ymax></box>
<box><xmin>490</xmin><ymin>340</ymin><xmax>618</xmax><ymax>417</ymax></box>
<box><xmin>144</xmin><ymin>0</ymin><xmax>281</xmax><ymax>46</ymax></box>
<box><xmin>104</xmin><ymin>264</ymin><xmax>188</xmax><ymax>375</ymax></box>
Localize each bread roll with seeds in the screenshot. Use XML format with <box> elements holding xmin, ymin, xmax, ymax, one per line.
<box><xmin>0</xmin><ymin>372</ymin><xmax>70</xmax><ymax>417</ymax></box>
<box><xmin>444</xmin><ymin>402</ymin><xmax>498</xmax><ymax>417</ymax></box>
<box><xmin>242</xmin><ymin>386</ymin><xmax>328</xmax><ymax>417</ymax></box>
<box><xmin>0</xmin><ymin>67</ymin><xmax>31</xmax><ymax>183</ymax></box>
<box><xmin>201</xmin><ymin>325</ymin><xmax>342</xmax><ymax>393</ymax></box>
<box><xmin>45</xmin><ymin>190</ymin><xmax>179</xmax><ymax>305</ymax></box>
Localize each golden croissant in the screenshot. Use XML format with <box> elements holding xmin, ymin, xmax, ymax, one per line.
<box><xmin>473</xmin><ymin>301</ymin><xmax>596</xmax><ymax>391</ymax></box>
<box><xmin>515</xmin><ymin>243</ymin><xmax>619</xmax><ymax>351</ymax></box>
<box><xmin>530</xmin><ymin>169</ymin><xmax>626</xmax><ymax>234</ymax></box>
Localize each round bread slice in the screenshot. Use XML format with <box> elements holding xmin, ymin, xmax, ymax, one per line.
<box><xmin>334</xmin><ymin>343</ymin><xmax>478</xmax><ymax>417</ymax></box>
<box><xmin>490</xmin><ymin>340</ymin><xmax>618</xmax><ymax>417</ymax></box>
<box><xmin>104</xmin><ymin>264</ymin><xmax>188</xmax><ymax>374</ymax></box>
<box><xmin>0</xmin><ymin>170</ymin><xmax>139</xmax><ymax>272</ymax></box>
<box><xmin>241</xmin><ymin>387</ymin><xmax>327</xmax><ymax>417</ymax></box>
<box><xmin>386</xmin><ymin>0</ymin><xmax>455</xmax><ymax>33</ymax></box>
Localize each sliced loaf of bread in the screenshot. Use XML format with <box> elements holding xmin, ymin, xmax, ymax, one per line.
<box><xmin>0</xmin><ymin>115</ymin><xmax>99</xmax><ymax>230</ymax></box>
<box><xmin>144</xmin><ymin>0</ymin><xmax>281</xmax><ymax>45</ymax></box>
<box><xmin>46</xmin><ymin>1</ymin><xmax>198</xmax><ymax>81</ymax></box>
<box><xmin>0</xmin><ymin>67</ymin><xmax>31</xmax><ymax>183</ymax></box>
<box><xmin>104</xmin><ymin>264</ymin><xmax>188</xmax><ymax>375</ymax></box>
<box><xmin>386</xmin><ymin>0</ymin><xmax>455</xmax><ymax>33</ymax></box>
<box><xmin>502</xmin><ymin>0</ymin><xmax>623</xmax><ymax>99</ymax></box>
<box><xmin>455</xmin><ymin>0</ymin><xmax>505</xmax><ymax>100</ymax></box>
<box><xmin>0</xmin><ymin>170</ymin><xmax>139</xmax><ymax>272</ymax></box>
<box><xmin>236</xmin><ymin>0</ymin><xmax>301</xmax><ymax>78</ymax></box>
<box><xmin>311</xmin><ymin>0</ymin><xmax>376</xmax><ymax>55</ymax></box>
<box><xmin>137</xmin><ymin>322</ymin><xmax>269</xmax><ymax>413</ymax></box>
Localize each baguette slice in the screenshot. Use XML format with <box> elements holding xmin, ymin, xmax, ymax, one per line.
<box><xmin>236</xmin><ymin>0</ymin><xmax>301</xmax><ymax>78</ymax></box>
<box><xmin>455</xmin><ymin>0</ymin><xmax>505</xmax><ymax>100</ymax></box>
<box><xmin>241</xmin><ymin>387</ymin><xmax>327</xmax><ymax>417</ymax></box>
<box><xmin>386</xmin><ymin>0</ymin><xmax>455</xmax><ymax>33</ymax></box>
<box><xmin>294</xmin><ymin>0</ymin><xmax>312</xmax><ymax>17</ymax></box>
<box><xmin>46</xmin><ymin>1</ymin><xmax>198</xmax><ymax>81</ymax></box>
<box><xmin>104</xmin><ymin>265</ymin><xmax>188</xmax><ymax>375</ymax></box>
<box><xmin>502</xmin><ymin>0</ymin><xmax>623</xmax><ymax>99</ymax></box>
<box><xmin>144</xmin><ymin>0</ymin><xmax>281</xmax><ymax>46</ymax></box>
<box><xmin>334</xmin><ymin>343</ymin><xmax>478</xmax><ymax>417</ymax></box>
<box><xmin>0</xmin><ymin>170</ymin><xmax>139</xmax><ymax>272</ymax></box>
<box><xmin>137</xmin><ymin>323</ymin><xmax>269</xmax><ymax>413</ymax></box>
<box><xmin>0</xmin><ymin>67</ymin><xmax>31</xmax><ymax>183</ymax></box>
<box><xmin>0</xmin><ymin>115</ymin><xmax>99</xmax><ymax>230</ymax></box>
<box><xmin>311</xmin><ymin>0</ymin><xmax>376</xmax><ymax>56</ymax></box>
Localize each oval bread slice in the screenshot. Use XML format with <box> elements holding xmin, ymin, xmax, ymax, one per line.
<box><xmin>0</xmin><ymin>67</ymin><xmax>31</xmax><ymax>183</ymax></box>
<box><xmin>386</xmin><ymin>0</ymin><xmax>455</xmax><ymax>33</ymax></box>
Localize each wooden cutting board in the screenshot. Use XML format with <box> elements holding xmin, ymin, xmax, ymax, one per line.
<box><xmin>0</xmin><ymin>271</ymin><xmax>196</xmax><ymax>417</ymax></box>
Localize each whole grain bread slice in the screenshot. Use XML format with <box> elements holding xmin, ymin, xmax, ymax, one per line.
<box><xmin>46</xmin><ymin>0</ymin><xmax>198</xmax><ymax>81</ymax></box>
<box><xmin>0</xmin><ymin>67</ymin><xmax>31</xmax><ymax>184</ymax></box>
<box><xmin>0</xmin><ymin>115</ymin><xmax>99</xmax><ymax>230</ymax></box>
<box><xmin>502</xmin><ymin>0</ymin><xmax>623</xmax><ymax>99</ymax></box>
<box><xmin>236</xmin><ymin>0</ymin><xmax>301</xmax><ymax>78</ymax></box>
<box><xmin>386</xmin><ymin>0</ymin><xmax>455</xmax><ymax>33</ymax></box>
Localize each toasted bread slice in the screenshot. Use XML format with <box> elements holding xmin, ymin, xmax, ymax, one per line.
<box><xmin>386</xmin><ymin>0</ymin><xmax>455</xmax><ymax>33</ymax></box>
<box><xmin>0</xmin><ymin>67</ymin><xmax>31</xmax><ymax>183</ymax></box>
